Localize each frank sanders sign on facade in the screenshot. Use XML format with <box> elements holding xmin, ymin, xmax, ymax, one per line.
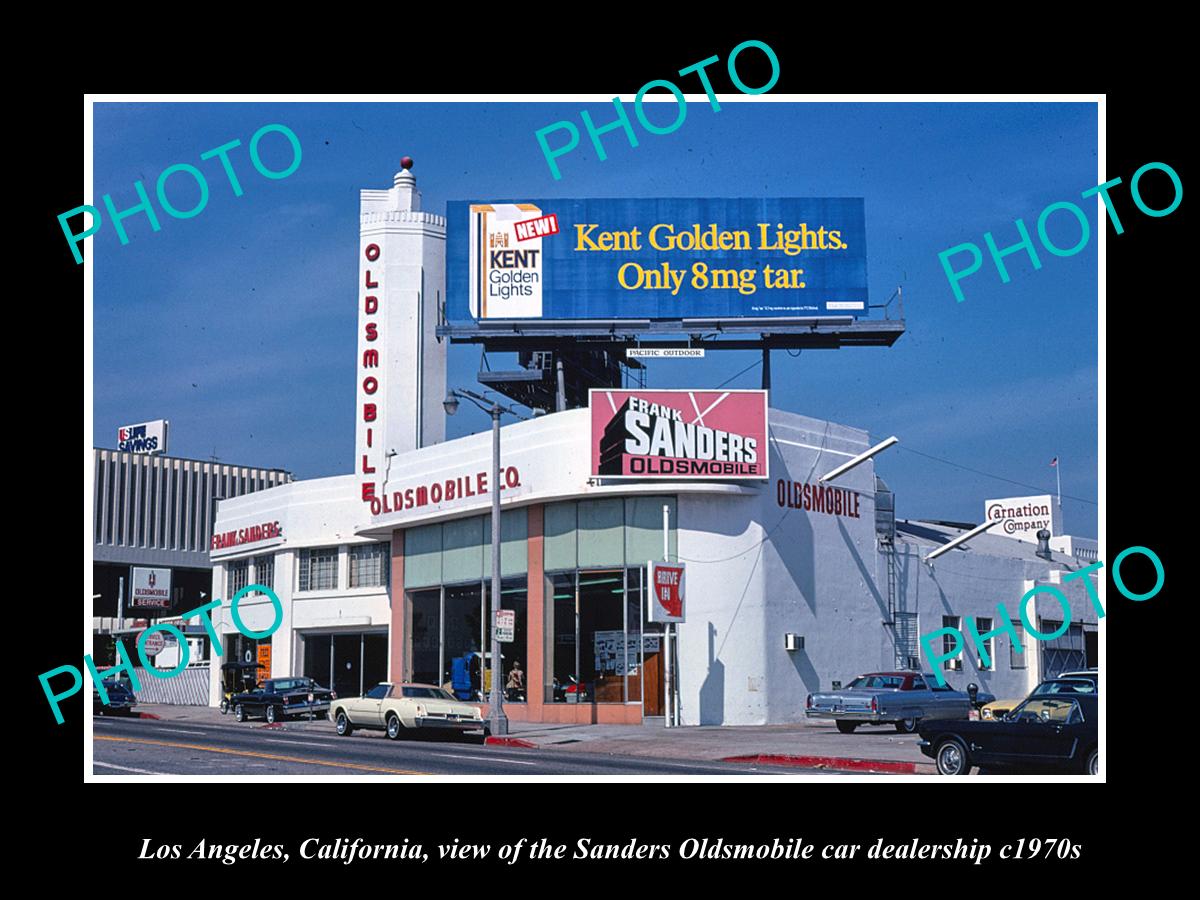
<box><xmin>590</xmin><ymin>389</ymin><xmax>768</xmax><ymax>480</ymax></box>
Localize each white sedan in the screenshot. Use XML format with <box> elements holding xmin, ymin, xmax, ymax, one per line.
<box><xmin>330</xmin><ymin>682</ymin><xmax>487</xmax><ymax>740</ymax></box>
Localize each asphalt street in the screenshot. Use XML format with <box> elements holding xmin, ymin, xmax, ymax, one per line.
<box><xmin>92</xmin><ymin>716</ymin><xmax>837</xmax><ymax>776</ymax></box>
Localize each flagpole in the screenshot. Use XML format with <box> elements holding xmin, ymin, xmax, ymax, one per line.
<box><xmin>1055</xmin><ymin>459</ymin><xmax>1062</xmax><ymax>531</ymax></box>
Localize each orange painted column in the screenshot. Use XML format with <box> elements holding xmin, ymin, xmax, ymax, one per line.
<box><xmin>390</xmin><ymin>528</ymin><xmax>406</xmax><ymax>683</ymax></box>
<box><xmin>526</xmin><ymin>504</ymin><xmax>545</xmax><ymax>719</ymax></box>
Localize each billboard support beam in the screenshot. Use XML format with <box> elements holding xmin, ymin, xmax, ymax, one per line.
<box><xmin>762</xmin><ymin>347</ymin><xmax>771</xmax><ymax>391</ymax></box>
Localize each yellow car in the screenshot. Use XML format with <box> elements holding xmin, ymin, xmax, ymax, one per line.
<box><xmin>981</xmin><ymin>675</ymin><xmax>1097</xmax><ymax>721</ymax></box>
<box><xmin>331</xmin><ymin>682</ymin><xmax>487</xmax><ymax>739</ymax></box>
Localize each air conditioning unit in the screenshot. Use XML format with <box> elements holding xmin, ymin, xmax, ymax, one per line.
<box><xmin>906</xmin><ymin>656</ymin><xmax>921</xmax><ymax>670</ymax></box>
<box><xmin>784</xmin><ymin>633</ymin><xmax>804</xmax><ymax>652</ymax></box>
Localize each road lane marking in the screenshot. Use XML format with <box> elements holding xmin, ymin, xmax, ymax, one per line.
<box><xmin>94</xmin><ymin>761</ymin><xmax>171</xmax><ymax>775</ymax></box>
<box><xmin>94</xmin><ymin>736</ymin><xmax>431</xmax><ymax>775</ymax></box>
<box><xmin>148</xmin><ymin>728</ymin><xmax>208</xmax><ymax>736</ymax></box>
<box><xmin>262</xmin><ymin>738</ymin><xmax>345</xmax><ymax>749</ymax></box>
<box><xmin>434</xmin><ymin>753</ymin><xmax>538</xmax><ymax>766</ymax></box>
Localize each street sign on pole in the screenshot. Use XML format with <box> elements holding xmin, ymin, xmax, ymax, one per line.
<box><xmin>495</xmin><ymin>609</ymin><xmax>515</xmax><ymax>643</ymax></box>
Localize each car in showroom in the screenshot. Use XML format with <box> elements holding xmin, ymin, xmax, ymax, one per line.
<box><xmin>231</xmin><ymin>676</ymin><xmax>335</xmax><ymax>724</ymax></box>
<box><xmin>805</xmin><ymin>671</ymin><xmax>994</xmax><ymax>734</ymax></box>
<box><xmin>331</xmin><ymin>683</ymin><xmax>487</xmax><ymax>740</ymax></box>
<box><xmin>919</xmin><ymin>691</ymin><xmax>1098</xmax><ymax>775</ymax></box>
<box><xmin>980</xmin><ymin>674</ymin><xmax>1097</xmax><ymax>720</ymax></box>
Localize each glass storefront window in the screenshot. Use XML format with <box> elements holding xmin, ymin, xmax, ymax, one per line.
<box><xmin>444</xmin><ymin>583</ymin><xmax>484</xmax><ymax>693</ymax></box>
<box><xmin>580</xmin><ymin>570</ymin><xmax>625</xmax><ymax>702</ymax></box>
<box><xmin>409</xmin><ymin>589</ymin><xmax>441</xmax><ymax>686</ymax></box>
<box><xmin>494</xmin><ymin>577</ymin><xmax>527</xmax><ymax>703</ymax></box>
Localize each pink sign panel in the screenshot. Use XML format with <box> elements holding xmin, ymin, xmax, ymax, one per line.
<box><xmin>589</xmin><ymin>389</ymin><xmax>769</xmax><ymax>480</ymax></box>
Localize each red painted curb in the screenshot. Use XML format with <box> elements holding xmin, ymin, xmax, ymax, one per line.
<box><xmin>722</xmin><ymin>753</ymin><xmax>923</xmax><ymax>774</ymax></box>
<box><xmin>485</xmin><ymin>736</ymin><xmax>537</xmax><ymax>748</ymax></box>
<box><xmin>135</xmin><ymin>713</ymin><xmax>161</xmax><ymax>720</ymax></box>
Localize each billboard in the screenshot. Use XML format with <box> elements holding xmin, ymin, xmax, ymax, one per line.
<box><xmin>447</xmin><ymin>198</ymin><xmax>867</xmax><ymax>324</ymax></box>
<box><xmin>590</xmin><ymin>389</ymin><xmax>768</xmax><ymax>480</ymax></box>
<box><xmin>130</xmin><ymin>566</ymin><xmax>172</xmax><ymax>610</ymax></box>
<box><xmin>118</xmin><ymin>419</ymin><xmax>169</xmax><ymax>455</ymax></box>
<box><xmin>984</xmin><ymin>494</ymin><xmax>1062</xmax><ymax>543</ymax></box>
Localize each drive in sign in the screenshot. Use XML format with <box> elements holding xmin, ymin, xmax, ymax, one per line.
<box><xmin>648</xmin><ymin>561</ymin><xmax>685</xmax><ymax>624</ymax></box>
<box><xmin>591</xmin><ymin>389</ymin><xmax>768</xmax><ymax>480</ymax></box>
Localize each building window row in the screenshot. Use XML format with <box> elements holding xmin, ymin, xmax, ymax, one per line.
<box><xmin>296</xmin><ymin>543</ymin><xmax>391</xmax><ymax>593</ymax></box>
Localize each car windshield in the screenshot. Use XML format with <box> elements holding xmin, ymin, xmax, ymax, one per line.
<box><xmin>844</xmin><ymin>675</ymin><xmax>905</xmax><ymax>690</ymax></box>
<box><xmin>1032</xmin><ymin>679</ymin><xmax>1095</xmax><ymax>696</ymax></box>
<box><xmin>402</xmin><ymin>686</ymin><xmax>457</xmax><ymax>701</ymax></box>
<box><xmin>1010</xmin><ymin>697</ymin><xmax>1083</xmax><ymax>724</ymax></box>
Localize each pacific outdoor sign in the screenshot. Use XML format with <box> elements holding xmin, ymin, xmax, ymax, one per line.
<box><xmin>446</xmin><ymin>198</ymin><xmax>868</xmax><ymax>325</ymax></box>
<box><xmin>590</xmin><ymin>389</ymin><xmax>768</xmax><ymax>480</ymax></box>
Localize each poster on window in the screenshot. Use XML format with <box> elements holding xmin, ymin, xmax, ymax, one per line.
<box><xmin>593</xmin><ymin>631</ymin><xmax>662</xmax><ymax>677</ymax></box>
<box><xmin>647</xmin><ymin>561</ymin><xmax>685</xmax><ymax>623</ymax></box>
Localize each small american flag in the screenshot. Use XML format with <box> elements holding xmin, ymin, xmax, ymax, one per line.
<box><xmin>1049</xmin><ymin>457</ymin><xmax>1058</xmax><ymax>467</ymax></box>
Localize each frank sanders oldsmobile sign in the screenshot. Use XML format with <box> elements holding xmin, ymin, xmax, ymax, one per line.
<box><xmin>590</xmin><ymin>389</ymin><xmax>768</xmax><ymax>480</ymax></box>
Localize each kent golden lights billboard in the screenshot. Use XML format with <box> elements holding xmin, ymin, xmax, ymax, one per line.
<box><xmin>447</xmin><ymin>198</ymin><xmax>867</xmax><ymax>326</ymax></box>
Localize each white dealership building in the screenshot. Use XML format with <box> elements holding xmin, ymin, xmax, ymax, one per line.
<box><xmin>208</xmin><ymin>161</ymin><xmax>1101</xmax><ymax>725</ymax></box>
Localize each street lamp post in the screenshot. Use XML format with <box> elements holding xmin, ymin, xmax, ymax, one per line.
<box><xmin>443</xmin><ymin>388</ymin><xmax>543</xmax><ymax>738</ymax></box>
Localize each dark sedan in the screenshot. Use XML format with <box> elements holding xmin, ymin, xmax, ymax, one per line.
<box><xmin>93</xmin><ymin>678</ymin><xmax>138</xmax><ymax>716</ymax></box>
<box><xmin>919</xmin><ymin>692</ymin><xmax>1098</xmax><ymax>775</ymax></box>
<box><xmin>231</xmin><ymin>677</ymin><xmax>335</xmax><ymax>724</ymax></box>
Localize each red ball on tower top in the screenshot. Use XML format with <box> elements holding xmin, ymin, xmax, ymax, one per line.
<box><xmin>400</xmin><ymin>156</ymin><xmax>414</xmax><ymax>170</ymax></box>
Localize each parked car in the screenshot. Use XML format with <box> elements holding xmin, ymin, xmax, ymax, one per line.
<box><xmin>231</xmin><ymin>677</ymin><xmax>335</xmax><ymax>724</ymax></box>
<box><xmin>331</xmin><ymin>683</ymin><xmax>486</xmax><ymax>739</ymax></box>
<box><xmin>981</xmin><ymin>675</ymin><xmax>1097</xmax><ymax>720</ymax></box>
<box><xmin>219</xmin><ymin>661</ymin><xmax>265</xmax><ymax>715</ymax></box>
<box><xmin>805</xmin><ymin>671</ymin><xmax>994</xmax><ymax>733</ymax></box>
<box><xmin>93</xmin><ymin>678</ymin><xmax>137</xmax><ymax>716</ymax></box>
<box><xmin>919</xmin><ymin>692</ymin><xmax>1098</xmax><ymax>775</ymax></box>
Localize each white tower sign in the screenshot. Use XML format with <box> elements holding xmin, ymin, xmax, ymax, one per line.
<box><xmin>356</xmin><ymin>158</ymin><xmax>447</xmax><ymax>513</ymax></box>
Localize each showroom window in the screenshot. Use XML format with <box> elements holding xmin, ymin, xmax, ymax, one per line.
<box><xmin>350</xmin><ymin>542</ymin><xmax>390</xmax><ymax>588</ymax></box>
<box><xmin>228</xmin><ymin>558</ymin><xmax>249</xmax><ymax>596</ymax></box>
<box><xmin>253</xmin><ymin>554</ymin><xmax>274</xmax><ymax>591</ymax></box>
<box><xmin>298</xmin><ymin>547</ymin><xmax>338</xmax><ymax>592</ymax></box>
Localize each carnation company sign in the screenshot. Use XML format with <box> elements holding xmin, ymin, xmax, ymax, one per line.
<box><xmin>130</xmin><ymin>567</ymin><xmax>172</xmax><ymax>610</ymax></box>
<box><xmin>648</xmin><ymin>561</ymin><xmax>686</xmax><ymax>624</ymax></box>
<box><xmin>590</xmin><ymin>389</ymin><xmax>768</xmax><ymax>480</ymax></box>
<box><xmin>984</xmin><ymin>494</ymin><xmax>1062</xmax><ymax>543</ymax></box>
<box><xmin>117</xmin><ymin>419</ymin><xmax>169</xmax><ymax>455</ymax></box>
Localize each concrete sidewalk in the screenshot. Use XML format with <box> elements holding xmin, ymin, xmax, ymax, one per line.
<box><xmin>114</xmin><ymin>704</ymin><xmax>934</xmax><ymax>774</ymax></box>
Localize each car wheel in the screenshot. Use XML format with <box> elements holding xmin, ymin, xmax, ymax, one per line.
<box><xmin>386</xmin><ymin>713</ymin><xmax>403</xmax><ymax>740</ymax></box>
<box><xmin>935</xmin><ymin>737</ymin><xmax>971</xmax><ymax>775</ymax></box>
<box><xmin>219</xmin><ymin>699</ymin><xmax>229</xmax><ymax>715</ymax></box>
<box><xmin>335</xmin><ymin>711</ymin><xmax>354</xmax><ymax>737</ymax></box>
<box><xmin>266</xmin><ymin>705</ymin><xmax>280</xmax><ymax>725</ymax></box>
<box><xmin>835</xmin><ymin>721</ymin><xmax>858</xmax><ymax>734</ymax></box>
<box><xmin>895</xmin><ymin>717</ymin><xmax>919</xmax><ymax>734</ymax></box>
<box><xmin>1086</xmin><ymin>748</ymin><xmax>1098</xmax><ymax>775</ymax></box>
<box><xmin>235</xmin><ymin>704</ymin><xmax>246</xmax><ymax>723</ymax></box>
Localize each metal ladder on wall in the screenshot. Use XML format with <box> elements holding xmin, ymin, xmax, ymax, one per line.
<box><xmin>876</xmin><ymin>476</ymin><xmax>919</xmax><ymax>670</ymax></box>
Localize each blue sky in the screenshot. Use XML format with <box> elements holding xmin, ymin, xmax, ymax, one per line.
<box><xmin>91</xmin><ymin>101</ymin><xmax>1098</xmax><ymax>536</ymax></box>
